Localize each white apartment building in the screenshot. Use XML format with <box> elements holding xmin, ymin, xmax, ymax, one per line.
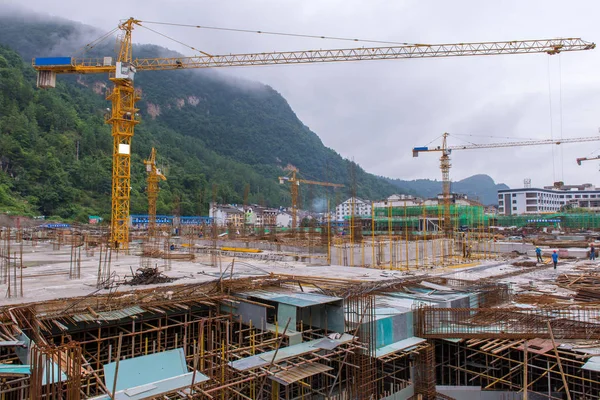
<box><xmin>336</xmin><ymin>197</ymin><xmax>371</xmax><ymax>220</ymax></box>
<box><xmin>498</xmin><ymin>184</ymin><xmax>600</xmax><ymax>215</ymax></box>
<box><xmin>372</xmin><ymin>194</ymin><xmax>422</xmax><ymax>208</ymax></box>
<box><xmin>422</xmin><ymin>193</ymin><xmax>478</xmax><ymax>207</ymax></box>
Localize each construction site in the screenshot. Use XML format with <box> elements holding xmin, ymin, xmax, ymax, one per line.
<box><xmin>2</xmin><ymin>12</ymin><xmax>599</xmax><ymax>400</ymax></box>
<box><xmin>0</xmin><ymin>212</ymin><xmax>599</xmax><ymax>400</ymax></box>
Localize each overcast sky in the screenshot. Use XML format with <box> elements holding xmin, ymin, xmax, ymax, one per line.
<box><xmin>6</xmin><ymin>0</ymin><xmax>600</xmax><ymax>188</ymax></box>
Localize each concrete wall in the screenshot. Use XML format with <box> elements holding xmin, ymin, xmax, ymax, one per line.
<box><xmin>437</xmin><ymin>386</ymin><xmax>561</xmax><ymax>400</ymax></box>
<box><xmin>375</xmin><ymin>312</ymin><xmax>413</xmax><ymax>348</ymax></box>
<box><xmin>381</xmin><ymin>385</ymin><xmax>414</xmax><ymax>400</ymax></box>
<box><xmin>194</xmin><ymin>239</ymin><xmax>326</xmax><ymax>254</ymax></box>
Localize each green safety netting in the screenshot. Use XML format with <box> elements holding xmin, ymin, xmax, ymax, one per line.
<box><xmin>356</xmin><ymin>206</ymin><xmax>600</xmax><ymax>229</ymax></box>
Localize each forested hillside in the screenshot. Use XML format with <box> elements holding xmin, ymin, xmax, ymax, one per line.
<box><xmin>0</xmin><ymin>11</ymin><xmax>403</xmax><ymax>221</ymax></box>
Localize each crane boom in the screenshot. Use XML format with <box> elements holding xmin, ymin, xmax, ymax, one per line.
<box><xmin>414</xmin><ymin>135</ymin><xmax>600</xmax><ymax>155</ymax></box>
<box><xmin>577</xmin><ymin>155</ymin><xmax>600</xmax><ymax>165</ymax></box>
<box><xmin>31</xmin><ymin>17</ymin><xmax>596</xmax><ymax>249</ymax></box>
<box><xmin>33</xmin><ymin>38</ymin><xmax>594</xmax><ymax>73</ymax></box>
<box><xmin>297</xmin><ymin>179</ymin><xmax>344</xmax><ymax>188</ymax></box>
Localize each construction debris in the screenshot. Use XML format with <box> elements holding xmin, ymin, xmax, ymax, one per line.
<box><xmin>511</xmin><ymin>260</ymin><xmax>538</xmax><ymax>267</ymax></box>
<box><xmin>124</xmin><ymin>267</ymin><xmax>177</xmax><ymax>286</ymax></box>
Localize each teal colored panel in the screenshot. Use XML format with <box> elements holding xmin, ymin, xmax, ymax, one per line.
<box><xmin>103</xmin><ymin>348</ymin><xmax>187</xmax><ymax>392</ymax></box>
<box><xmin>375</xmin><ymin>317</ymin><xmax>394</xmax><ymax>348</ymax></box>
<box><xmin>277</xmin><ymin>304</ymin><xmax>297</xmax><ymax>330</ymax></box>
<box><xmin>326</xmin><ymin>304</ymin><xmax>345</xmax><ymax>333</ymax></box>
<box><xmin>405</xmin><ymin>312</ymin><xmax>414</xmax><ymax>338</ymax></box>
<box><xmin>0</xmin><ymin>364</ymin><xmax>30</xmax><ymax>375</ymax></box>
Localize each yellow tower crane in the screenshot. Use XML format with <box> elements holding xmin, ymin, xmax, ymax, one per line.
<box><xmin>413</xmin><ymin>132</ymin><xmax>600</xmax><ymax>235</ymax></box>
<box><xmin>32</xmin><ymin>17</ymin><xmax>595</xmax><ymax>248</ymax></box>
<box><xmin>279</xmin><ymin>168</ymin><xmax>344</xmax><ymax>229</ymax></box>
<box><xmin>144</xmin><ymin>147</ymin><xmax>166</xmax><ymax>238</ymax></box>
<box><xmin>577</xmin><ymin>155</ymin><xmax>600</xmax><ymax>165</ymax></box>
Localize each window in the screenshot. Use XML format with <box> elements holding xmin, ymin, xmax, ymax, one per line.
<box><xmin>560</xmin><ymin>195</ymin><xmax>564</xmax><ymax>198</ymax></box>
<box><xmin>513</xmin><ymin>207</ymin><xmax>517</xmax><ymax>211</ymax></box>
<box><xmin>575</xmin><ymin>195</ymin><xmax>581</xmax><ymax>199</ymax></box>
<box><xmin>512</xmin><ymin>200</ymin><xmax>517</xmax><ymax>204</ymax></box>
<box><xmin>584</xmin><ymin>195</ymin><xmax>589</xmax><ymax>199</ymax></box>
<box><xmin>512</xmin><ymin>194</ymin><xmax>517</xmax><ymax>197</ymax></box>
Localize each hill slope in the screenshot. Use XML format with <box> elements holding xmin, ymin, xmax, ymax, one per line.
<box><xmin>0</xmin><ymin>10</ymin><xmax>405</xmax><ymax>219</ymax></box>
<box><xmin>386</xmin><ymin>174</ymin><xmax>509</xmax><ymax>205</ymax></box>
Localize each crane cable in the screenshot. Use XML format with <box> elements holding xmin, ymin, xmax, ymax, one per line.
<box><xmin>559</xmin><ymin>54</ymin><xmax>564</xmax><ymax>181</ymax></box>
<box><xmin>141</xmin><ymin>20</ymin><xmax>419</xmax><ymax>46</ymax></box>
<box><xmin>548</xmin><ymin>57</ymin><xmax>557</xmax><ymax>183</ymax></box>
<box><xmin>453</xmin><ymin>133</ymin><xmax>541</xmax><ymax>141</ymax></box>
<box><xmin>138</xmin><ymin>24</ymin><xmax>213</xmax><ymax>57</ymax></box>
<box><xmin>74</xmin><ymin>27</ymin><xmax>119</xmax><ymax>57</ymax></box>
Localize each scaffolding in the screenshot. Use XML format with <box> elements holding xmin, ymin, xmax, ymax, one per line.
<box><xmin>435</xmin><ymin>338</ymin><xmax>600</xmax><ymax>399</ymax></box>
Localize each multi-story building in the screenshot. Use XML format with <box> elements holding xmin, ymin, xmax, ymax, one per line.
<box><xmin>276</xmin><ymin>212</ymin><xmax>292</xmax><ymax>228</ymax></box>
<box><xmin>245</xmin><ymin>206</ymin><xmax>279</xmax><ymax>227</ymax></box>
<box><xmin>372</xmin><ymin>194</ymin><xmax>422</xmax><ymax>208</ymax></box>
<box><xmin>335</xmin><ymin>197</ymin><xmax>371</xmax><ymax>221</ymax></box>
<box><xmin>209</xmin><ymin>204</ymin><xmax>245</xmax><ymax>227</ymax></box>
<box><xmin>422</xmin><ymin>193</ymin><xmax>481</xmax><ymax>207</ymax></box>
<box><xmin>498</xmin><ymin>183</ymin><xmax>600</xmax><ymax>215</ymax></box>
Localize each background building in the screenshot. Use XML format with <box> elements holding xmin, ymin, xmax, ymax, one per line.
<box><xmin>372</xmin><ymin>194</ymin><xmax>422</xmax><ymax>208</ymax></box>
<box><xmin>498</xmin><ymin>183</ymin><xmax>600</xmax><ymax>215</ymax></box>
<box><xmin>336</xmin><ymin>197</ymin><xmax>372</xmax><ymax>221</ymax></box>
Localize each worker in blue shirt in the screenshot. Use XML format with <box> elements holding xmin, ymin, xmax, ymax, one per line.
<box><xmin>551</xmin><ymin>250</ymin><xmax>558</xmax><ymax>269</ymax></box>
<box><xmin>535</xmin><ymin>246</ymin><xmax>543</xmax><ymax>263</ymax></box>
<box><xmin>590</xmin><ymin>243</ymin><xmax>596</xmax><ymax>261</ymax></box>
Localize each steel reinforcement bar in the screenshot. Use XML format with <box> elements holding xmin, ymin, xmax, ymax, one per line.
<box><xmin>415</xmin><ymin>306</ymin><xmax>600</xmax><ymax>339</ymax></box>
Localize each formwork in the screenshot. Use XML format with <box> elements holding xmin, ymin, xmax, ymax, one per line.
<box><xmin>434</xmin><ymin>338</ymin><xmax>600</xmax><ymax>398</ymax></box>
<box><xmin>0</xmin><ymin>278</ymin><xmax>399</xmax><ymax>400</ymax></box>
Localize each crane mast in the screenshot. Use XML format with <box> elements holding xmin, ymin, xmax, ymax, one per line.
<box><xmin>144</xmin><ymin>148</ymin><xmax>166</xmax><ymax>239</ymax></box>
<box><xmin>278</xmin><ymin>169</ymin><xmax>344</xmax><ymax>231</ymax></box>
<box><xmin>32</xmin><ymin>17</ymin><xmax>595</xmax><ymax>248</ymax></box>
<box><xmin>106</xmin><ymin>19</ymin><xmax>141</xmax><ymax>249</ymax></box>
<box><xmin>413</xmin><ymin>133</ymin><xmax>600</xmax><ymax>235</ymax></box>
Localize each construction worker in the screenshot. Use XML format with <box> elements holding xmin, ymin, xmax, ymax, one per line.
<box><xmin>591</xmin><ymin>243</ymin><xmax>596</xmax><ymax>261</ymax></box>
<box><xmin>535</xmin><ymin>246</ymin><xmax>543</xmax><ymax>263</ymax></box>
<box><xmin>551</xmin><ymin>250</ymin><xmax>558</xmax><ymax>270</ymax></box>
<box><xmin>466</xmin><ymin>244</ymin><xmax>472</xmax><ymax>259</ymax></box>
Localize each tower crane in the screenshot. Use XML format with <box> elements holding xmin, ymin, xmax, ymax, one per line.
<box><xmin>144</xmin><ymin>148</ymin><xmax>166</xmax><ymax>239</ymax></box>
<box><xmin>577</xmin><ymin>155</ymin><xmax>600</xmax><ymax>165</ymax></box>
<box><xmin>31</xmin><ymin>17</ymin><xmax>595</xmax><ymax>248</ymax></box>
<box><xmin>278</xmin><ymin>168</ymin><xmax>344</xmax><ymax>230</ymax></box>
<box><xmin>413</xmin><ymin>132</ymin><xmax>600</xmax><ymax>235</ymax></box>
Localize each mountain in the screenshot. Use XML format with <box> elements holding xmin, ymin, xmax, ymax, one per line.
<box><xmin>0</xmin><ymin>9</ymin><xmax>405</xmax><ymax>220</ymax></box>
<box><xmin>386</xmin><ymin>174</ymin><xmax>509</xmax><ymax>205</ymax></box>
